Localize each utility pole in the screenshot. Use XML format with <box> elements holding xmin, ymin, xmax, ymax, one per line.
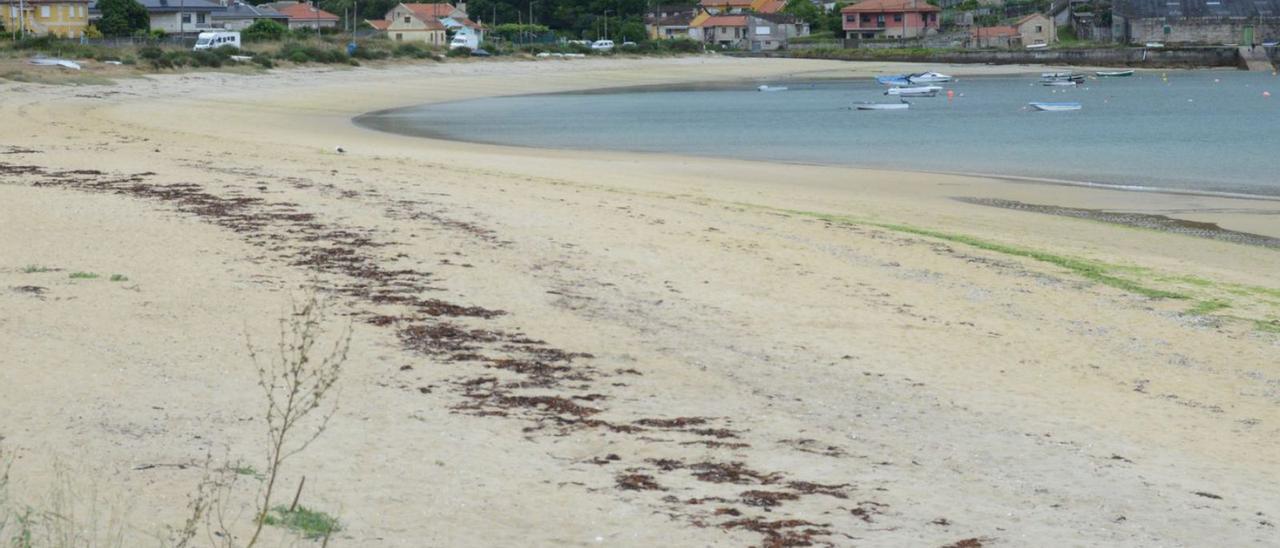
<box><xmin>604</xmin><ymin>9</ymin><xmax>612</xmax><ymax>40</ymax></box>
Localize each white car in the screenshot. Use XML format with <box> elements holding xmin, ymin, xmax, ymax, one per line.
<box><xmin>590</xmin><ymin>40</ymin><xmax>615</xmax><ymax>51</ymax></box>
<box><xmin>193</xmin><ymin>31</ymin><xmax>241</xmax><ymax>51</ymax></box>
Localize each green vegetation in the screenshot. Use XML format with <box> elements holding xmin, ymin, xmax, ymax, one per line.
<box><xmin>69</xmin><ymin>271</ymin><xmax>100</xmax><ymax>280</ymax></box>
<box><xmin>242</xmin><ymin>19</ymin><xmax>289</xmax><ymax>42</ymax></box>
<box><xmin>1255</xmin><ymin>319</ymin><xmax>1280</xmax><ymax>333</ymax></box>
<box><xmin>263</xmin><ymin>505</ymin><xmax>341</xmax><ymax>540</ymax></box>
<box><xmin>21</xmin><ymin>265</ymin><xmax>55</xmax><ymax>273</ymax></box>
<box><xmin>109</xmin><ymin>274</ymin><xmax>129</xmax><ymax>282</ymax></box>
<box><xmin>873</xmin><ymin>221</ymin><xmax>1187</xmax><ymax>299</ymax></box>
<box><xmin>97</xmin><ymin>0</ymin><xmax>150</xmax><ymax>37</ymax></box>
<box><xmin>1187</xmin><ymin>299</ymin><xmax>1230</xmax><ymax>315</ymax></box>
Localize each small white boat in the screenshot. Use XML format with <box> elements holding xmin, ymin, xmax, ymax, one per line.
<box><xmin>907</xmin><ymin>71</ymin><xmax>952</xmax><ymax>83</ymax></box>
<box><xmin>1025</xmin><ymin>43</ymin><xmax>1049</xmax><ymax>50</ymax></box>
<box><xmin>856</xmin><ymin>102</ymin><xmax>910</xmax><ymax>110</ymax></box>
<box><xmin>885</xmin><ymin>85</ymin><xmax>942</xmax><ymax>97</ymax></box>
<box><xmin>1028</xmin><ymin>101</ymin><xmax>1082</xmax><ymax>111</ymax></box>
<box><xmin>757</xmin><ymin>85</ymin><xmax>788</xmax><ymax>92</ymax></box>
<box><xmin>1042</xmin><ymin>80</ymin><xmax>1080</xmax><ymax>86</ymax></box>
<box><xmin>876</xmin><ymin>74</ymin><xmax>909</xmax><ymax>85</ymax></box>
<box><xmin>1145</xmin><ymin>42</ymin><xmax>1164</xmax><ymax>48</ymax></box>
<box><xmin>29</xmin><ymin>58</ymin><xmax>81</xmax><ymax>70</ymax></box>
<box><xmin>1095</xmin><ymin>69</ymin><xmax>1135</xmax><ymax>77</ymax></box>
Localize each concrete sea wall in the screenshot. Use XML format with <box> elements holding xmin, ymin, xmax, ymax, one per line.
<box><xmin>770</xmin><ymin>46</ymin><xmax>1249</xmax><ymax>68</ymax></box>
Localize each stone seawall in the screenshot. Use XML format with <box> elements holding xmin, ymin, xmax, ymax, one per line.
<box><xmin>766</xmin><ymin>47</ymin><xmax>1248</xmax><ymax>69</ymax></box>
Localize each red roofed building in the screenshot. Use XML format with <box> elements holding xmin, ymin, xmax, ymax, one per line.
<box><xmin>840</xmin><ymin>0</ymin><xmax>939</xmax><ymax>39</ymax></box>
<box><xmin>691</xmin><ymin>14</ymin><xmax>749</xmax><ymax>46</ymax></box>
<box><xmin>262</xmin><ymin>1</ymin><xmax>339</xmax><ymax>30</ymax></box>
<box><xmin>970</xmin><ymin>25</ymin><xmax>1019</xmax><ymax>48</ymax></box>
<box><xmin>375</xmin><ymin>2</ymin><xmax>484</xmax><ymax>44</ymax></box>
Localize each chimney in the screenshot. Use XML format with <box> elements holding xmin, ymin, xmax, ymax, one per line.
<box><xmin>456</xmin><ymin>1</ymin><xmax>467</xmax><ymax>17</ymax></box>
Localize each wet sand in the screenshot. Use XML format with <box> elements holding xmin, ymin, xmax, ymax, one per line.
<box><xmin>2</xmin><ymin>57</ymin><xmax>1278</xmax><ymax>546</ymax></box>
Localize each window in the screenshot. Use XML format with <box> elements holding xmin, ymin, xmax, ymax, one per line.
<box><xmin>876</xmin><ymin>14</ymin><xmax>885</xmax><ymax>25</ymax></box>
<box><xmin>197</xmin><ymin>13</ymin><xmax>205</xmax><ymax>24</ymax></box>
<box><xmin>40</xmin><ymin>5</ymin><xmax>50</xmax><ymax>17</ymax></box>
<box><xmin>395</xmin><ymin>32</ymin><xmax>403</xmax><ymax>40</ymax></box>
<box><xmin>182</xmin><ymin>13</ymin><xmax>191</xmax><ymax>23</ymax></box>
<box><xmin>893</xmin><ymin>14</ymin><xmax>902</xmax><ymax>22</ymax></box>
<box><xmin>846</xmin><ymin>15</ymin><xmax>855</xmax><ymax>23</ymax></box>
<box><xmin>860</xmin><ymin>14</ymin><xmax>870</xmax><ymax>23</ymax></box>
<box><xmin>1035</xmin><ymin>25</ymin><xmax>1042</xmax><ymax>32</ymax></box>
<box><xmin>404</xmin><ymin>16</ymin><xmax>411</xmax><ymax>23</ymax></box>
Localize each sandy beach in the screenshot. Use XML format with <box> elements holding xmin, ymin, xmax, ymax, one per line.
<box><xmin>2</xmin><ymin>56</ymin><xmax>1278</xmax><ymax>546</ymax></box>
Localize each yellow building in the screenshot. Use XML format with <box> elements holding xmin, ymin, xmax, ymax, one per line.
<box><xmin>2</xmin><ymin>0</ymin><xmax>91</xmax><ymax>38</ymax></box>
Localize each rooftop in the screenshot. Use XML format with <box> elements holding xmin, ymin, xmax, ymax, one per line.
<box><xmin>842</xmin><ymin>0</ymin><xmax>942</xmax><ymax>12</ymax></box>
<box><xmin>1113</xmin><ymin>0</ymin><xmax>1280</xmax><ymax>18</ymax></box>
<box><xmin>693</xmin><ymin>14</ymin><xmax>749</xmax><ymax>26</ymax></box>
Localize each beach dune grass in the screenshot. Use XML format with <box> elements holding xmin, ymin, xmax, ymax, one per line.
<box><xmin>264</xmin><ymin>504</ymin><xmax>340</xmax><ymax>540</ymax></box>
<box><xmin>68</xmin><ymin>271</ymin><xmax>99</xmax><ymax>280</ymax></box>
<box><xmin>21</xmin><ymin>265</ymin><xmax>56</xmax><ymax>273</ymax></box>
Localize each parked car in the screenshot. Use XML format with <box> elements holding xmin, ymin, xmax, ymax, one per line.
<box><xmin>590</xmin><ymin>40</ymin><xmax>615</xmax><ymax>51</ymax></box>
<box><xmin>621</xmin><ymin>41</ymin><xmax>637</xmax><ymax>48</ymax></box>
<box><xmin>193</xmin><ymin>31</ymin><xmax>241</xmax><ymax>51</ymax></box>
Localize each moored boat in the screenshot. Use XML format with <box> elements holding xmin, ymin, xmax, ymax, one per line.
<box><xmin>1095</xmin><ymin>70</ymin><xmax>1135</xmax><ymax>77</ymax></box>
<box><xmin>1028</xmin><ymin>101</ymin><xmax>1082</xmax><ymax>111</ymax></box>
<box><xmin>907</xmin><ymin>71</ymin><xmax>952</xmax><ymax>83</ymax></box>
<box><xmin>876</xmin><ymin>74</ymin><xmax>909</xmax><ymax>85</ymax></box>
<box><xmin>855</xmin><ymin>102</ymin><xmax>910</xmax><ymax>110</ymax></box>
<box><xmin>1042</xmin><ymin>79</ymin><xmax>1080</xmax><ymax>86</ymax></box>
<box><xmin>885</xmin><ymin>85</ymin><xmax>942</xmax><ymax>97</ymax></box>
<box><xmin>757</xmin><ymin>85</ymin><xmax>789</xmax><ymax>92</ymax></box>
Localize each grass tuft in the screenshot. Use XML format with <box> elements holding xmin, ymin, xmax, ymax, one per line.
<box><xmin>21</xmin><ymin>265</ymin><xmax>55</xmax><ymax>273</ymax></box>
<box><xmin>1187</xmin><ymin>299</ymin><xmax>1231</xmax><ymax>315</ymax></box>
<box><xmin>109</xmin><ymin>274</ymin><xmax>128</xmax><ymax>282</ymax></box>
<box><xmin>1255</xmin><ymin>319</ymin><xmax>1280</xmax><ymax>334</ymax></box>
<box><xmin>68</xmin><ymin>271</ymin><xmax>99</xmax><ymax>280</ymax></box>
<box><xmin>264</xmin><ymin>504</ymin><xmax>340</xmax><ymax>540</ymax></box>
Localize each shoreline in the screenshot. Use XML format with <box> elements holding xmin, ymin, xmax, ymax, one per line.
<box><xmin>3</xmin><ymin>57</ymin><xmax>1279</xmax><ymax>546</ymax></box>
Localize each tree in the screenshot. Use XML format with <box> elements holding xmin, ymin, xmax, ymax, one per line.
<box><xmin>97</xmin><ymin>0</ymin><xmax>149</xmax><ymax>37</ymax></box>
<box><xmin>243</xmin><ymin>19</ymin><xmax>289</xmax><ymax>41</ymax></box>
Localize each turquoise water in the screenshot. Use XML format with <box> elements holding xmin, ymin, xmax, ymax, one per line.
<box><xmin>356</xmin><ymin>72</ymin><xmax>1280</xmax><ymax>198</ymax></box>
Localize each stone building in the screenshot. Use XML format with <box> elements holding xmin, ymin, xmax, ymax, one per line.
<box><xmin>1112</xmin><ymin>0</ymin><xmax>1280</xmax><ymax>45</ymax></box>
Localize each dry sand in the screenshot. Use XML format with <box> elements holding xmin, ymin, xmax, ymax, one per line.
<box><xmin>1</xmin><ymin>56</ymin><xmax>1278</xmax><ymax>547</ymax></box>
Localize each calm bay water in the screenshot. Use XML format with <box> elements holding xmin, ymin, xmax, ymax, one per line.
<box><xmin>356</xmin><ymin>71</ymin><xmax>1280</xmax><ymax>198</ymax></box>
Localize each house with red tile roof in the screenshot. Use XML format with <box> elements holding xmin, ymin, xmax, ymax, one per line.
<box><xmin>970</xmin><ymin>25</ymin><xmax>1019</xmax><ymax>47</ymax></box>
<box><xmin>261</xmin><ymin>1</ymin><xmax>339</xmax><ymax>30</ymax></box>
<box><xmin>380</xmin><ymin>3</ymin><xmax>448</xmax><ymax>45</ymax></box>
<box><xmin>690</xmin><ymin>12</ymin><xmax>808</xmax><ymax>49</ymax></box>
<box><xmin>373</xmin><ymin>3</ymin><xmax>484</xmax><ymax>43</ymax></box>
<box><xmin>840</xmin><ymin>0</ymin><xmax>939</xmax><ymax>39</ymax></box>
<box><xmin>699</xmin><ymin>0</ymin><xmax>786</xmax><ymax>14</ymax></box>
<box><xmin>1014</xmin><ymin>12</ymin><xmax>1054</xmax><ymax>46</ymax></box>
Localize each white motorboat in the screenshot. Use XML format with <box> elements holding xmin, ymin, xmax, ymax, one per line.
<box><xmin>1028</xmin><ymin>102</ymin><xmax>1082</xmax><ymax>111</ymax></box>
<box><xmin>855</xmin><ymin>102</ymin><xmax>910</xmax><ymax>110</ymax></box>
<box><xmin>1095</xmin><ymin>70</ymin><xmax>1135</xmax><ymax>77</ymax></box>
<box><xmin>29</xmin><ymin>58</ymin><xmax>81</xmax><ymax>70</ymax></box>
<box><xmin>885</xmin><ymin>85</ymin><xmax>942</xmax><ymax>97</ymax></box>
<box><xmin>907</xmin><ymin>71</ymin><xmax>952</xmax><ymax>83</ymax></box>
<box><xmin>757</xmin><ymin>85</ymin><xmax>789</xmax><ymax>92</ymax></box>
<box><xmin>1042</xmin><ymin>80</ymin><xmax>1080</xmax><ymax>86</ymax></box>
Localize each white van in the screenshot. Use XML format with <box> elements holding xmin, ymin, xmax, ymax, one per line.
<box><xmin>450</xmin><ymin>30</ymin><xmax>479</xmax><ymax>50</ymax></box>
<box><xmin>590</xmin><ymin>39</ymin><xmax>614</xmax><ymax>51</ymax></box>
<box><xmin>194</xmin><ymin>31</ymin><xmax>241</xmax><ymax>51</ymax></box>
